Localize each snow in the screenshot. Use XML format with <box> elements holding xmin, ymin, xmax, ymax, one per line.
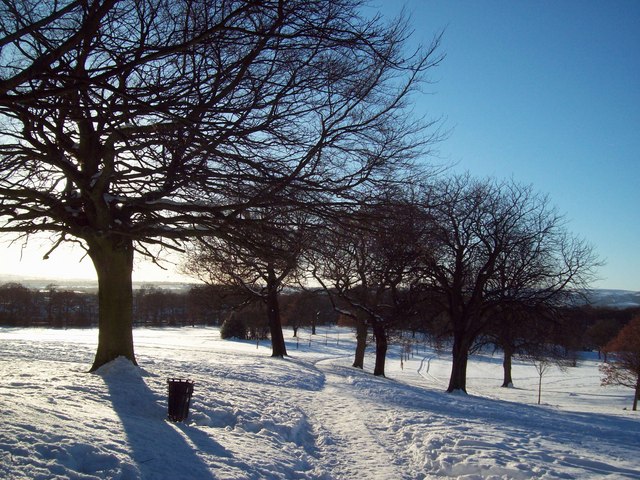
<box><xmin>1</xmin><ymin>326</ymin><xmax>639</xmax><ymax>480</ymax></box>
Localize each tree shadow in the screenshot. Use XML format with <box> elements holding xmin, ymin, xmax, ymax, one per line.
<box><xmin>97</xmin><ymin>359</ymin><xmax>231</xmax><ymax>479</ymax></box>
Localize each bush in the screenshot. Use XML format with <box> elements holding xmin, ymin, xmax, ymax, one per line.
<box><xmin>220</xmin><ymin>313</ymin><xmax>247</xmax><ymax>340</ymax></box>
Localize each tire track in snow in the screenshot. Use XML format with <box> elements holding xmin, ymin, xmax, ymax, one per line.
<box><xmin>301</xmin><ymin>359</ymin><xmax>410</xmax><ymax>480</ymax></box>
<box><xmin>417</xmin><ymin>355</ymin><xmax>443</xmax><ymax>387</ymax></box>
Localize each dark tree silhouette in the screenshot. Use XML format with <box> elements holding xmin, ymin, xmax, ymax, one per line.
<box><xmin>0</xmin><ymin>282</ymin><xmax>37</xmax><ymax>325</ymax></box>
<box><xmin>0</xmin><ymin>0</ymin><xmax>442</xmax><ymax>371</ymax></box>
<box><xmin>588</xmin><ymin>318</ymin><xmax>623</xmax><ymax>362</ymax></box>
<box><xmin>483</xmin><ymin>304</ymin><xmax>555</xmax><ymax>388</ymax></box>
<box><xmin>184</xmin><ymin>209</ymin><xmax>311</xmax><ymax>357</ymax></box>
<box><xmin>311</xmin><ymin>195</ymin><xmax>426</xmax><ymax>376</ymax></box>
<box><xmin>421</xmin><ymin>175</ymin><xmax>598</xmax><ymax>393</ymax></box>
<box><xmin>281</xmin><ymin>290</ymin><xmax>336</xmax><ymax>338</ymax></box>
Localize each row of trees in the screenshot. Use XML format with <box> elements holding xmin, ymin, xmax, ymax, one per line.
<box><xmin>0</xmin><ymin>281</ymin><xmax>339</xmax><ymax>329</ymax></box>
<box><xmin>3</xmin><ymin>277</ymin><xmax>637</xmax><ymax>408</ymax></box>
<box><xmin>184</xmin><ymin>174</ymin><xmax>601</xmax><ymax>392</ymax></box>
<box><xmin>1</xmin><ymin>279</ymin><xmax>636</xmax><ymax>347</ymax></box>
<box><xmin>0</xmin><ymin>282</ymin><xmax>97</xmax><ymax>327</ymax></box>
<box><xmin>3</xmin><ymin>278</ymin><xmax>638</xmax><ymax>407</ymax></box>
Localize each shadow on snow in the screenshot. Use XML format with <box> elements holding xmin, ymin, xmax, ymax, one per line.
<box><xmin>97</xmin><ymin>358</ymin><xmax>230</xmax><ymax>479</ymax></box>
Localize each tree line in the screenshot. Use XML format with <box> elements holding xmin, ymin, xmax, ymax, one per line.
<box><xmin>0</xmin><ymin>282</ymin><xmax>340</xmax><ymax>329</ymax></box>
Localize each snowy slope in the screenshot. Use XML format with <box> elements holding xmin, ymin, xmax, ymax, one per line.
<box><xmin>1</xmin><ymin>326</ymin><xmax>638</xmax><ymax>479</ymax></box>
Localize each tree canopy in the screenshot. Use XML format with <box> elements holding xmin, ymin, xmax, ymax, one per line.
<box><xmin>0</xmin><ymin>0</ymin><xmax>442</xmax><ymax>370</ymax></box>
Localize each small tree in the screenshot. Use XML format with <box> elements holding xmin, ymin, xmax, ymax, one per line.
<box><xmin>528</xmin><ymin>343</ymin><xmax>570</xmax><ymax>405</ymax></box>
<box><xmin>533</xmin><ymin>358</ymin><xmax>551</xmax><ymax>405</ymax></box>
<box><xmin>184</xmin><ymin>209</ymin><xmax>310</xmax><ymax>357</ymax></box>
<box><xmin>601</xmin><ymin>316</ymin><xmax>640</xmax><ymax>411</ymax></box>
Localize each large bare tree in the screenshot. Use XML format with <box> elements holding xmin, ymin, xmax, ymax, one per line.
<box><xmin>421</xmin><ymin>174</ymin><xmax>598</xmax><ymax>393</ymax></box>
<box><xmin>0</xmin><ymin>0</ymin><xmax>442</xmax><ymax>370</ymax></box>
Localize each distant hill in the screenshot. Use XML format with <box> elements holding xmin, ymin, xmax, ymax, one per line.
<box><xmin>1</xmin><ymin>273</ymin><xmax>638</xmax><ymax>308</ymax></box>
<box><xmin>0</xmin><ymin>274</ymin><xmax>195</xmax><ymax>292</ymax></box>
<box><xmin>586</xmin><ymin>289</ymin><xmax>640</xmax><ymax>309</ymax></box>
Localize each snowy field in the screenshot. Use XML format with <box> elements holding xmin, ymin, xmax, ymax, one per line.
<box><xmin>1</xmin><ymin>326</ymin><xmax>639</xmax><ymax>480</ymax></box>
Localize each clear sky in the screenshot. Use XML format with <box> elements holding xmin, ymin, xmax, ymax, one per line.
<box><xmin>0</xmin><ymin>1</ymin><xmax>638</xmax><ymax>290</ymax></box>
<box><xmin>379</xmin><ymin>0</ymin><xmax>640</xmax><ymax>291</ymax></box>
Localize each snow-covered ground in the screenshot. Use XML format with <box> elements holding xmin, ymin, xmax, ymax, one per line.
<box><xmin>1</xmin><ymin>326</ymin><xmax>638</xmax><ymax>480</ymax></box>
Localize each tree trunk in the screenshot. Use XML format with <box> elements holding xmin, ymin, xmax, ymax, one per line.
<box><xmin>447</xmin><ymin>332</ymin><xmax>470</xmax><ymax>393</ymax></box>
<box><xmin>353</xmin><ymin>320</ymin><xmax>367</xmax><ymax>369</ymax></box>
<box><xmin>501</xmin><ymin>346</ymin><xmax>514</xmax><ymax>388</ymax></box>
<box><xmin>633</xmin><ymin>374</ymin><xmax>639</xmax><ymax>411</ymax></box>
<box><xmin>538</xmin><ymin>371</ymin><xmax>543</xmax><ymax>405</ymax></box>
<box><xmin>372</xmin><ymin>322</ymin><xmax>387</xmax><ymax>377</ymax></box>
<box><xmin>266</xmin><ymin>269</ymin><xmax>287</xmax><ymax>358</ymax></box>
<box><xmin>88</xmin><ymin>235</ymin><xmax>136</xmax><ymax>372</ymax></box>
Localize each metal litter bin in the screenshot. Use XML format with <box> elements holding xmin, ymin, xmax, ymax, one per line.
<box><xmin>167</xmin><ymin>378</ymin><xmax>195</xmax><ymax>422</ymax></box>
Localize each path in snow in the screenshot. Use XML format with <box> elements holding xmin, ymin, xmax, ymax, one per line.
<box><xmin>2</xmin><ymin>328</ymin><xmax>639</xmax><ymax>479</ymax></box>
<box><xmin>300</xmin><ymin>358</ymin><xmax>410</xmax><ymax>480</ymax></box>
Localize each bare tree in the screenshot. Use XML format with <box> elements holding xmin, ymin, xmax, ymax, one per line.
<box><xmin>311</xmin><ymin>194</ymin><xmax>426</xmax><ymax>376</ymax></box>
<box><xmin>0</xmin><ymin>0</ymin><xmax>442</xmax><ymax>370</ymax></box>
<box><xmin>601</xmin><ymin>315</ymin><xmax>640</xmax><ymax>411</ymax></box>
<box><xmin>482</xmin><ymin>304</ymin><xmax>555</xmax><ymax>388</ymax></box>
<box><xmin>421</xmin><ymin>175</ymin><xmax>599</xmax><ymax>393</ymax></box>
<box><xmin>184</xmin><ymin>209</ymin><xmax>310</xmax><ymax>357</ymax></box>
<box><xmin>533</xmin><ymin>358</ymin><xmax>551</xmax><ymax>405</ymax></box>
<box><xmin>281</xmin><ymin>290</ymin><xmax>336</xmax><ymax>338</ymax></box>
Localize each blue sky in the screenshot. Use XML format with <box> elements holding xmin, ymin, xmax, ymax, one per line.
<box><xmin>1</xmin><ymin>1</ymin><xmax>638</xmax><ymax>290</ymax></box>
<box><xmin>378</xmin><ymin>0</ymin><xmax>640</xmax><ymax>290</ymax></box>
